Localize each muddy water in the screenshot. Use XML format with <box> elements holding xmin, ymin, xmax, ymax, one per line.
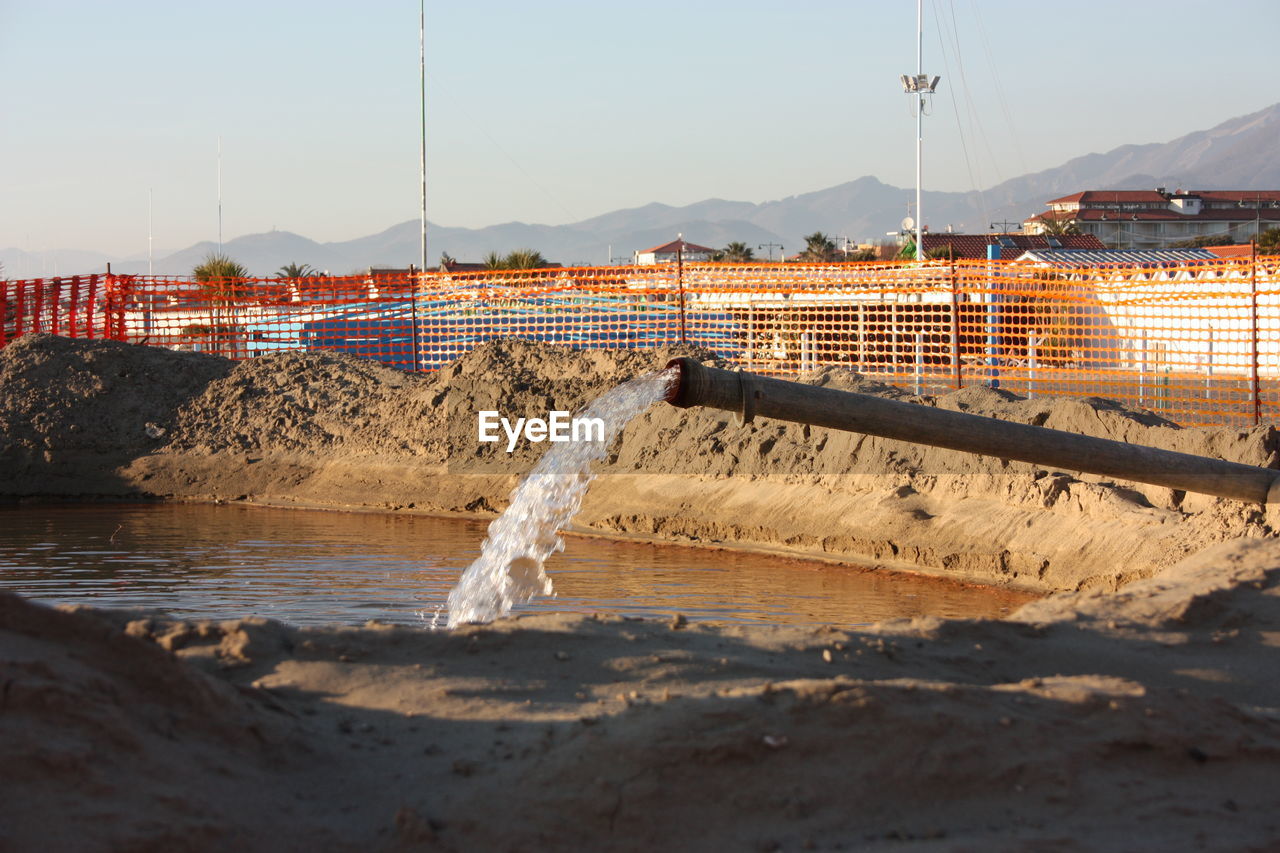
<box><xmin>0</xmin><ymin>503</ymin><xmax>1035</xmax><ymax>627</ymax></box>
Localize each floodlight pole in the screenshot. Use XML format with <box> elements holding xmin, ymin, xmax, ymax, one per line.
<box><xmin>900</xmin><ymin>0</ymin><xmax>938</xmax><ymax>262</ymax></box>
<box><xmin>915</xmin><ymin>0</ymin><xmax>922</xmax><ymax>262</ymax></box>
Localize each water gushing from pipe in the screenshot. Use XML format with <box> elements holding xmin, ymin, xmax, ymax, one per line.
<box><xmin>445</xmin><ymin>368</ymin><xmax>677</xmax><ymax>627</ymax></box>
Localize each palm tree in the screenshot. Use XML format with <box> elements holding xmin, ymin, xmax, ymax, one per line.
<box><xmin>194</xmin><ymin>253</ymin><xmax>248</xmax><ymax>281</ymax></box>
<box><xmin>719</xmin><ymin>241</ymin><xmax>754</xmax><ymax>262</ymax></box>
<box><xmin>193</xmin><ymin>253</ymin><xmax>248</xmax><ymax>301</ymax></box>
<box><xmin>484</xmin><ymin>249</ymin><xmax>549</xmax><ymax>270</ymax></box>
<box><xmin>799</xmin><ymin>232</ymin><xmax>839</xmax><ymax>262</ymax></box>
<box><xmin>1258</xmin><ymin>227</ymin><xmax>1280</xmax><ymax>254</ymax></box>
<box><xmin>276</xmin><ymin>262</ymin><xmax>316</xmax><ymax>279</ymax></box>
<box><xmin>1039</xmin><ymin>215</ymin><xmax>1081</xmax><ymax>237</ymax></box>
<box><xmin>190</xmin><ymin>253</ymin><xmax>249</xmax><ymax>353</ymax></box>
<box><xmin>504</xmin><ymin>248</ymin><xmax>549</xmax><ymax>270</ymax></box>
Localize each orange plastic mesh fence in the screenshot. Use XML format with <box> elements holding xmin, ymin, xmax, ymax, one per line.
<box><xmin>3</xmin><ymin>257</ymin><xmax>1278</xmax><ymax>427</ymax></box>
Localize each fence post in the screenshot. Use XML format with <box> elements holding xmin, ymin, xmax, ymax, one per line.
<box><xmin>410</xmin><ymin>269</ymin><xmax>422</xmax><ymax>372</ymax></box>
<box><xmin>890</xmin><ymin>301</ymin><xmax>899</xmax><ymax>371</ymax></box>
<box><xmin>16</xmin><ymin>280</ymin><xmax>27</xmax><ymax>339</ymax></box>
<box><xmin>1139</xmin><ymin>332</ymin><xmax>1147</xmax><ymax>407</ymax></box>
<box><xmin>50</xmin><ymin>278</ymin><xmax>63</xmax><ymax>337</ymax></box>
<box><xmin>985</xmin><ymin>245</ymin><xmax>1000</xmax><ymax>388</ymax></box>
<box><xmin>1027</xmin><ymin>336</ymin><xmax>1037</xmax><ymax>399</ymax></box>
<box><xmin>0</xmin><ymin>281</ymin><xmax>9</xmax><ymax>347</ymax></box>
<box><xmin>1205</xmin><ymin>325</ymin><xmax>1213</xmax><ymax>402</ymax></box>
<box><xmin>677</xmin><ymin>245</ymin><xmax>687</xmax><ymax>344</ymax></box>
<box><xmin>914</xmin><ymin>331</ymin><xmax>923</xmax><ymax>395</ymax></box>
<box><xmin>949</xmin><ymin>262</ymin><xmax>962</xmax><ymax>389</ymax></box>
<box><xmin>33</xmin><ymin>278</ymin><xmax>45</xmax><ymax>334</ymax></box>
<box><xmin>856</xmin><ymin>303</ymin><xmax>865</xmax><ymax>369</ymax></box>
<box><xmin>1250</xmin><ymin>242</ymin><xmax>1261</xmax><ymax>425</ymax></box>
<box><xmin>85</xmin><ymin>276</ymin><xmax>97</xmax><ymax>339</ymax></box>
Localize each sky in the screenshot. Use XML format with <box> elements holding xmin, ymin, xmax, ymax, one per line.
<box><xmin>3</xmin><ymin>0</ymin><xmax>1279</xmax><ymax>259</ymax></box>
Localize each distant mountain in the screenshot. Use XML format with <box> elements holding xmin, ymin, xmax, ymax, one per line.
<box><xmin>6</xmin><ymin>102</ymin><xmax>1280</xmax><ymax>278</ymax></box>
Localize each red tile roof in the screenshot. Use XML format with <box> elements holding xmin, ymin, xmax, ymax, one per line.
<box><xmin>641</xmin><ymin>238</ymin><xmax>717</xmax><ymax>255</ymax></box>
<box><xmin>1078</xmin><ymin>210</ymin><xmax>1280</xmax><ymax>222</ymax></box>
<box><xmin>921</xmin><ymin>232</ymin><xmax>1106</xmax><ymax>260</ymax></box>
<box><xmin>1026</xmin><ymin>208</ymin><xmax>1280</xmax><ymax>223</ymax></box>
<box><xmin>1046</xmin><ymin>190</ymin><xmax>1169</xmax><ymax>205</ymax></box>
<box><xmin>1046</xmin><ymin>189</ymin><xmax>1280</xmax><ymax>206</ymax></box>
<box><xmin>1195</xmin><ymin>191</ymin><xmax>1280</xmax><ymax>203</ymax></box>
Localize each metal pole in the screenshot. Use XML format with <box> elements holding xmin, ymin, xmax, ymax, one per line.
<box><xmin>857</xmin><ymin>303</ymin><xmax>865</xmax><ymax>369</ymax></box>
<box><xmin>915</xmin><ymin>0</ymin><xmax>923</xmax><ymax>262</ymax></box>
<box><xmin>217</xmin><ymin>137</ymin><xmax>222</xmax><ymax>254</ymax></box>
<box><xmin>985</xmin><ymin>247</ymin><xmax>1000</xmax><ymax>388</ymax></box>
<box><xmin>677</xmin><ymin>240</ymin><xmax>686</xmax><ymax>344</ymax></box>
<box><xmin>1027</xmin><ymin>336</ymin><xmax>1037</xmax><ymax>399</ymax></box>
<box><xmin>949</xmin><ymin>262</ymin><xmax>961</xmax><ymax>388</ymax></box>
<box><xmin>1251</xmin><ymin>239</ymin><xmax>1261</xmax><ymax>424</ymax></box>
<box><xmin>420</xmin><ymin>0</ymin><xmax>428</xmax><ymax>273</ymax></box>
<box><xmin>1206</xmin><ymin>326</ymin><xmax>1214</xmax><ymax>401</ymax></box>
<box><xmin>1141</xmin><ymin>330</ymin><xmax>1152</xmax><ymax>407</ymax></box>
<box><xmin>914</xmin><ymin>331</ymin><xmax>923</xmax><ymax>395</ymax></box>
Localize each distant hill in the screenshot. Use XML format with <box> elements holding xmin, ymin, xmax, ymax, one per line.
<box><xmin>6</xmin><ymin>102</ymin><xmax>1280</xmax><ymax>278</ymax></box>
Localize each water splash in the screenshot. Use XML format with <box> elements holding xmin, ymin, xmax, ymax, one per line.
<box><xmin>446</xmin><ymin>368</ymin><xmax>677</xmax><ymax>627</ymax></box>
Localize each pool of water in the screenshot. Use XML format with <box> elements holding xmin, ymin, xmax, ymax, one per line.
<box><xmin>0</xmin><ymin>503</ymin><xmax>1035</xmax><ymax>627</ymax></box>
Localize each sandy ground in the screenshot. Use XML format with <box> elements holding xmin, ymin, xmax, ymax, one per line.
<box><xmin>3</xmin><ymin>334</ymin><xmax>1280</xmax><ymax>849</ymax></box>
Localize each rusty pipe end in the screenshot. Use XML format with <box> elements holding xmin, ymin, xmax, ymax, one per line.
<box><xmin>663</xmin><ymin>357</ymin><xmax>698</xmax><ymax>407</ymax></box>
<box><xmin>663</xmin><ymin>357</ymin><xmax>755</xmax><ymax>424</ymax></box>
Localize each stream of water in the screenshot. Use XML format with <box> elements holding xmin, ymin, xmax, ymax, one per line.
<box><xmin>445</xmin><ymin>368</ymin><xmax>678</xmax><ymax>626</ymax></box>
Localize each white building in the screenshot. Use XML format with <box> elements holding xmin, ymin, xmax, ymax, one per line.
<box><xmin>633</xmin><ymin>238</ymin><xmax>716</xmax><ymax>265</ymax></box>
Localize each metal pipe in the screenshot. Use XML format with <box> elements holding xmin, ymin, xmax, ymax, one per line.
<box><xmin>664</xmin><ymin>358</ymin><xmax>1280</xmax><ymax>505</ymax></box>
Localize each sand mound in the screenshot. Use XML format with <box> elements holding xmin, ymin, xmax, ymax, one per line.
<box><xmin>0</xmin><ymin>334</ymin><xmax>231</xmax><ymax>492</ymax></box>
<box><xmin>0</xmin><ymin>592</ymin><xmax>315</xmax><ymax>849</ymax></box>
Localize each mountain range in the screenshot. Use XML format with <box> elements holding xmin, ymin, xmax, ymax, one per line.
<box><xmin>7</xmin><ymin>102</ymin><xmax>1280</xmax><ymax>278</ymax></box>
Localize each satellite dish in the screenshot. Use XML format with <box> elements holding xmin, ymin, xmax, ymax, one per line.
<box><xmin>901</xmin><ymin>216</ymin><xmax>915</xmax><ymax>231</ymax></box>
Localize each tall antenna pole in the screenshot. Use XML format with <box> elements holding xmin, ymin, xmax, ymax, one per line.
<box><xmin>419</xmin><ymin>0</ymin><xmax>428</xmax><ymax>273</ymax></box>
<box><xmin>217</xmin><ymin>136</ymin><xmax>223</xmax><ymax>254</ymax></box>
<box><xmin>148</xmin><ymin>188</ymin><xmax>154</xmax><ymax>276</ymax></box>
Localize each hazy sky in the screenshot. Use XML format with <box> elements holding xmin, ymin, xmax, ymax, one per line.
<box><xmin>3</xmin><ymin>0</ymin><xmax>1278</xmax><ymax>258</ymax></box>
